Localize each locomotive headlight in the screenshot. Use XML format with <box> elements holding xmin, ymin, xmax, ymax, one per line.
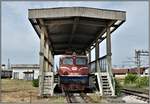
<box><xmin>72</xmin><ymin>67</ymin><xmax>77</xmax><ymax>70</ymax></box>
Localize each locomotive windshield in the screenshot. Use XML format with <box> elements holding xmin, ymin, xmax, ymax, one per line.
<box><xmin>76</xmin><ymin>57</ymin><xmax>87</xmax><ymax>65</ymax></box>
<box><xmin>63</xmin><ymin>57</ymin><xmax>73</xmax><ymax>65</ymax></box>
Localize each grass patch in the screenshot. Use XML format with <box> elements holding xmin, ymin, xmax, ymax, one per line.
<box><xmin>2</xmin><ymin>79</ymin><xmax>37</xmax><ymax>91</ymax></box>
<box><xmin>122</xmin><ymin>74</ymin><xmax>149</xmax><ymax>93</ymax></box>
<box><xmin>1</xmin><ymin>79</ymin><xmax>66</xmax><ymax>103</ymax></box>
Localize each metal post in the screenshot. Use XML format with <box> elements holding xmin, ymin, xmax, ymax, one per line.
<box><xmin>88</xmin><ymin>50</ymin><xmax>91</xmax><ymax>63</ymax></box>
<box><xmin>95</xmin><ymin>41</ymin><xmax>100</xmax><ymax>72</ymax></box>
<box><xmin>39</xmin><ymin>27</ymin><xmax>45</xmax><ymax>96</ymax></box>
<box><xmin>87</xmin><ymin>50</ymin><xmax>91</xmax><ymax>73</ymax></box>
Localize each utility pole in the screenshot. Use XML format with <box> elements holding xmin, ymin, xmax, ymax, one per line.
<box><xmin>135</xmin><ymin>50</ymin><xmax>140</xmax><ymax>76</ymax></box>
<box><xmin>135</xmin><ymin>50</ymin><xmax>149</xmax><ymax>76</ymax></box>
<box><xmin>7</xmin><ymin>59</ymin><xmax>10</xmax><ymax>70</ymax></box>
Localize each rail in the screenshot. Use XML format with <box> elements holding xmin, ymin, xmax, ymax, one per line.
<box><xmin>121</xmin><ymin>88</ymin><xmax>149</xmax><ymax>103</ymax></box>
<box><xmin>62</xmin><ymin>84</ymin><xmax>95</xmax><ymax>104</ymax></box>
<box><xmin>64</xmin><ymin>92</ymin><xmax>86</xmax><ymax>103</ymax></box>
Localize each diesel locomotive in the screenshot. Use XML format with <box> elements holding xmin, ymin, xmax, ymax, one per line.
<box><xmin>58</xmin><ymin>52</ymin><xmax>90</xmax><ymax>92</ymax></box>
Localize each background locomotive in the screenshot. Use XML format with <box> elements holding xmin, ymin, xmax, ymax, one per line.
<box><xmin>58</xmin><ymin>52</ymin><xmax>90</xmax><ymax>92</ymax></box>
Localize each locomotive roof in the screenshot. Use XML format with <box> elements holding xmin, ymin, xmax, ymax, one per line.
<box><xmin>60</xmin><ymin>55</ymin><xmax>87</xmax><ymax>58</ymax></box>
<box><xmin>29</xmin><ymin>7</ymin><xmax>126</xmax><ymax>55</ymax></box>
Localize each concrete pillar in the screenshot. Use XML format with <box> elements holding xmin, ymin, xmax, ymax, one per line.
<box><xmin>106</xmin><ymin>26</ymin><xmax>112</xmax><ymax>73</ymax></box>
<box><xmin>95</xmin><ymin>41</ymin><xmax>99</xmax><ymax>72</ymax></box>
<box><xmin>39</xmin><ymin>27</ymin><xmax>45</xmax><ymax>96</ymax></box>
<box><xmin>48</xmin><ymin>50</ymin><xmax>52</xmax><ymax>72</ymax></box>
<box><xmin>106</xmin><ymin>26</ymin><xmax>115</xmax><ymax>95</ymax></box>
<box><xmin>45</xmin><ymin>41</ymin><xmax>49</xmax><ymax>72</ymax></box>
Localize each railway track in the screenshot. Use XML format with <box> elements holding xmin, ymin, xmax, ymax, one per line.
<box><xmin>121</xmin><ymin>88</ymin><xmax>149</xmax><ymax>103</ymax></box>
<box><xmin>65</xmin><ymin>92</ymin><xmax>98</xmax><ymax>103</ymax></box>
<box><xmin>64</xmin><ymin>90</ymin><xmax>96</xmax><ymax>103</ymax></box>
<box><xmin>61</xmin><ymin>85</ymin><xmax>85</xmax><ymax>103</ymax></box>
<box><xmin>61</xmin><ymin>85</ymin><xmax>97</xmax><ymax>103</ymax></box>
<box><xmin>65</xmin><ymin>92</ymin><xmax>86</xmax><ymax>103</ymax></box>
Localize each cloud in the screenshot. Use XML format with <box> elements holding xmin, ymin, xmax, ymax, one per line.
<box><xmin>1</xmin><ymin>1</ymin><xmax>149</xmax><ymax>68</ymax></box>
<box><xmin>110</xmin><ymin>2</ymin><xmax>149</xmax><ymax>67</ymax></box>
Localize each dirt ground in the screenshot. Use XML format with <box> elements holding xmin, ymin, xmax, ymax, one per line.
<box><xmin>1</xmin><ymin>79</ymin><xmax>66</xmax><ymax>103</ymax></box>
<box><xmin>1</xmin><ymin>79</ymin><xmax>108</xmax><ymax>104</ymax></box>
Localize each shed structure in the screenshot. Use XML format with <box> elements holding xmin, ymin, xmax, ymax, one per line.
<box><xmin>28</xmin><ymin>7</ymin><xmax>126</xmax><ymax>96</ymax></box>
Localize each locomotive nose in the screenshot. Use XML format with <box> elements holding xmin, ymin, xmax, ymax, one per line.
<box><xmin>63</xmin><ymin>71</ymin><xmax>68</xmax><ymax>75</ymax></box>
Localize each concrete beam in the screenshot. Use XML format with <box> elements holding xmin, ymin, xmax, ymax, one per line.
<box><xmin>44</xmin><ymin>19</ymin><xmax>107</xmax><ymax>27</ymax></box>
<box><xmin>86</xmin><ymin>20</ymin><xmax>116</xmax><ymax>51</ymax></box>
<box><xmin>29</xmin><ymin>7</ymin><xmax>126</xmax><ymax>21</ymax></box>
<box><xmin>44</xmin><ymin>19</ymin><xmax>73</xmax><ymax>25</ymax></box>
<box><xmin>38</xmin><ymin>19</ymin><xmax>54</xmax><ymax>52</ymax></box>
<box><xmin>50</xmin><ymin>33</ymin><xmax>94</xmax><ymax>38</ymax></box>
<box><xmin>68</xmin><ymin>18</ymin><xmax>79</xmax><ymax>45</ymax></box>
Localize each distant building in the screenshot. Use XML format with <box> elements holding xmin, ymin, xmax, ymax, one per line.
<box><xmin>1</xmin><ymin>64</ymin><xmax>6</xmax><ymax>70</ymax></box>
<box><xmin>11</xmin><ymin>64</ymin><xmax>39</xmax><ymax>80</ymax></box>
<box><xmin>1</xmin><ymin>64</ymin><xmax>12</xmax><ymax>78</ymax></box>
<box><xmin>112</xmin><ymin>68</ymin><xmax>129</xmax><ymax>79</ymax></box>
<box><xmin>112</xmin><ymin>67</ymin><xmax>148</xmax><ymax>78</ymax></box>
<box><xmin>142</xmin><ymin>67</ymin><xmax>149</xmax><ymax>76</ymax></box>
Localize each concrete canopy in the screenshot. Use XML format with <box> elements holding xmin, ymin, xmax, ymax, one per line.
<box><xmin>28</xmin><ymin>7</ymin><xmax>126</xmax><ymax>55</ymax></box>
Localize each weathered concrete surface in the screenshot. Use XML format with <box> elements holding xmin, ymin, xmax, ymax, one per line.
<box><xmin>29</xmin><ymin>7</ymin><xmax>126</xmax><ymax>20</ymax></box>
<box><xmin>29</xmin><ymin>7</ymin><xmax>126</xmax><ymax>55</ymax></box>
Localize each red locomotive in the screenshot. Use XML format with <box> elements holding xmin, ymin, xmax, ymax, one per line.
<box><xmin>58</xmin><ymin>52</ymin><xmax>89</xmax><ymax>92</ymax></box>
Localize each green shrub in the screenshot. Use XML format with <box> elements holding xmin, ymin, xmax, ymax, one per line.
<box><xmin>124</xmin><ymin>73</ymin><xmax>138</xmax><ymax>84</ymax></box>
<box><xmin>32</xmin><ymin>79</ymin><xmax>39</xmax><ymax>87</ymax></box>
<box><xmin>135</xmin><ymin>76</ymin><xmax>149</xmax><ymax>88</ymax></box>
<box><xmin>124</xmin><ymin>73</ymin><xmax>149</xmax><ymax>88</ymax></box>
<box><xmin>115</xmin><ymin>78</ymin><xmax>122</xmax><ymax>96</ymax></box>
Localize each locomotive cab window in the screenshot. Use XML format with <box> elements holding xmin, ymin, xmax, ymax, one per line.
<box><xmin>76</xmin><ymin>57</ymin><xmax>87</xmax><ymax>65</ymax></box>
<box><xmin>63</xmin><ymin>57</ymin><xmax>73</xmax><ymax>65</ymax></box>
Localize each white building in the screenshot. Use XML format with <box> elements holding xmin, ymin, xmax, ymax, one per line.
<box><xmin>142</xmin><ymin>67</ymin><xmax>150</xmax><ymax>76</ymax></box>
<box><xmin>11</xmin><ymin>64</ymin><xmax>39</xmax><ymax>80</ymax></box>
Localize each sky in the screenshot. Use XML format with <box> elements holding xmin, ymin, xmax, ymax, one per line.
<box><xmin>1</xmin><ymin>1</ymin><xmax>149</xmax><ymax>68</ymax></box>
